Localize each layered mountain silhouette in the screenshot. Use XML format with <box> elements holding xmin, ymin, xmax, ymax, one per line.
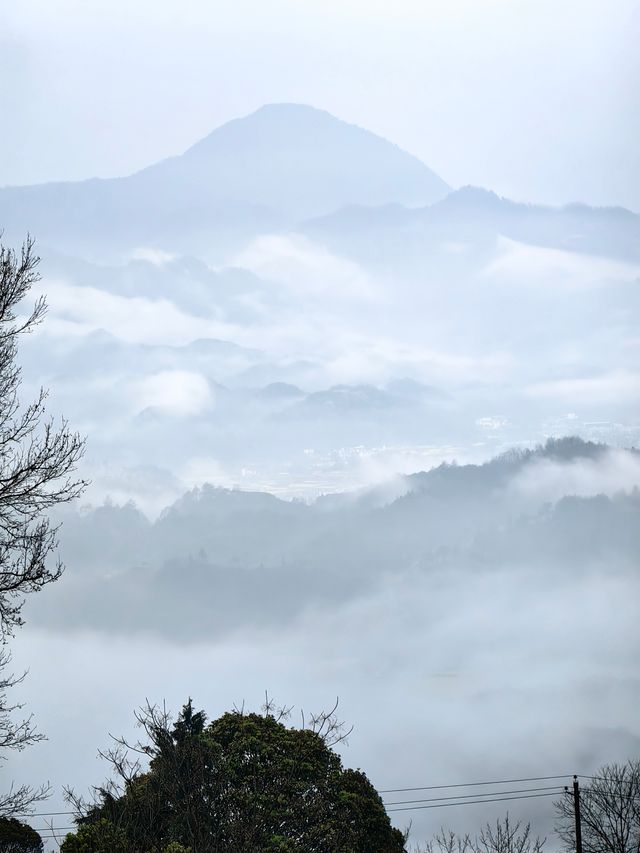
<box><xmin>0</xmin><ymin>103</ymin><xmax>449</xmax><ymax>257</ymax></box>
<box><xmin>6</xmin><ymin>102</ymin><xmax>639</xmax><ymax>499</ymax></box>
<box><xmin>3</xmin><ymin>103</ymin><xmax>637</xmax><ymax>266</ymax></box>
<box><xmin>303</xmin><ymin>186</ymin><xmax>640</xmax><ymax>264</ymax></box>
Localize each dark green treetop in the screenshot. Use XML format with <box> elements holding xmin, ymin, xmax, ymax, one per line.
<box><xmin>62</xmin><ymin>699</ymin><xmax>406</xmax><ymax>853</ymax></box>
<box><xmin>0</xmin><ymin>816</ymin><xmax>43</xmax><ymax>853</ymax></box>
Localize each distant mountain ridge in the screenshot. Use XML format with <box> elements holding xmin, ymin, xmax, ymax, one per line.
<box><xmin>303</xmin><ymin>185</ymin><xmax>640</xmax><ymax>263</ymax></box>
<box><xmin>2</xmin><ymin>104</ymin><xmax>636</xmax><ymax>265</ymax></box>
<box><xmin>0</xmin><ymin>103</ymin><xmax>449</xmax><ymax>258</ymax></box>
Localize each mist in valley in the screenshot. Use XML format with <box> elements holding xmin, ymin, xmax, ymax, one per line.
<box><xmin>1</xmin><ymin>3</ymin><xmax>639</xmax><ymax>849</ymax></box>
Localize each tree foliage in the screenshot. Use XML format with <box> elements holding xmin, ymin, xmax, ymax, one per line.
<box><xmin>0</xmin><ymin>236</ymin><xmax>86</xmax><ymax>817</ymax></box>
<box><xmin>0</xmin><ymin>816</ymin><xmax>43</xmax><ymax>852</ymax></box>
<box><xmin>62</xmin><ymin>699</ymin><xmax>406</xmax><ymax>853</ymax></box>
<box><xmin>554</xmin><ymin>761</ymin><xmax>640</xmax><ymax>853</ymax></box>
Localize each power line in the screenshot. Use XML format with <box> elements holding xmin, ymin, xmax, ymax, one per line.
<box><xmin>380</xmin><ymin>774</ymin><xmax>574</xmax><ymax>794</ymax></box>
<box><xmin>579</xmin><ymin>788</ymin><xmax>640</xmax><ymax>803</ymax></box>
<box><xmin>386</xmin><ymin>790</ymin><xmax>560</xmax><ymax>813</ymax></box>
<box><xmin>383</xmin><ymin>784</ymin><xmax>566</xmax><ymax>807</ymax></box>
<box><xmin>579</xmin><ymin>774</ymin><xmax>640</xmax><ymax>789</ymax></box>
<box><xmin>32</xmin><ymin>828</ymin><xmax>75</xmax><ymax>834</ymax></box>
<box><xmin>26</xmin><ymin>771</ymin><xmax>639</xmax><ymax>830</ymax></box>
<box><xmin>577</xmin><ymin>774</ymin><xmax>625</xmax><ymax>782</ymax></box>
<box><xmin>20</xmin><ymin>774</ymin><xmax>577</xmax><ymax>817</ymax></box>
<box><xmin>17</xmin><ymin>810</ymin><xmax>75</xmax><ymax>817</ymax></box>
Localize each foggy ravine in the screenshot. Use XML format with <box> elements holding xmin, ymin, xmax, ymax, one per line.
<box><xmin>2</xmin><ymin>99</ymin><xmax>639</xmax><ymax>850</ymax></box>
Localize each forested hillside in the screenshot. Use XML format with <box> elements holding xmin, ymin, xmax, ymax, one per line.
<box><xmin>28</xmin><ymin>438</ymin><xmax>640</xmax><ymax>641</ymax></box>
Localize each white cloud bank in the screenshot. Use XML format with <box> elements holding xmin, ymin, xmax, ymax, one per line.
<box><xmin>35</xmin><ymin>279</ymin><xmax>234</xmax><ymax>346</ymax></box>
<box><xmin>484</xmin><ymin>237</ymin><xmax>640</xmax><ymax>290</ymax></box>
<box><xmin>233</xmin><ymin>233</ymin><xmax>377</xmax><ymax>302</ymax></box>
<box><xmin>512</xmin><ymin>449</ymin><xmax>640</xmax><ymax>505</ymax></box>
<box><xmin>130</xmin><ymin>247</ymin><xmax>178</xmax><ymax>265</ymax></box>
<box><xmin>525</xmin><ymin>371</ymin><xmax>640</xmax><ymax>406</ymax></box>
<box><xmin>10</xmin><ymin>562</ymin><xmax>640</xmax><ymax>846</ymax></box>
<box><xmin>132</xmin><ymin>370</ymin><xmax>214</xmax><ymax>417</ymax></box>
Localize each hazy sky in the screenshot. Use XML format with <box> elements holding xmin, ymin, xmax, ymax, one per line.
<box><xmin>2</xmin><ymin>0</ymin><xmax>638</xmax><ymax>209</ymax></box>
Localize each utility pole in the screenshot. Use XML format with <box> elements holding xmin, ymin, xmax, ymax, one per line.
<box><xmin>573</xmin><ymin>775</ymin><xmax>583</xmax><ymax>853</ymax></box>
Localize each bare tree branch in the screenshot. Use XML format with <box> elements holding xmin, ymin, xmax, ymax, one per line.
<box><xmin>0</xmin><ymin>235</ymin><xmax>87</xmax><ymax>818</ymax></box>
<box><xmin>554</xmin><ymin>762</ymin><xmax>640</xmax><ymax>853</ymax></box>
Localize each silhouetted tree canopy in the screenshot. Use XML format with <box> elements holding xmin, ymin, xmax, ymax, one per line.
<box><xmin>62</xmin><ymin>699</ymin><xmax>406</xmax><ymax>853</ymax></box>
<box><xmin>0</xmin><ymin>816</ymin><xmax>43</xmax><ymax>852</ymax></box>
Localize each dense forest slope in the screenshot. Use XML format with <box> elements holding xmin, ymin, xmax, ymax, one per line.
<box><xmin>30</xmin><ymin>438</ymin><xmax>639</xmax><ymax>641</ymax></box>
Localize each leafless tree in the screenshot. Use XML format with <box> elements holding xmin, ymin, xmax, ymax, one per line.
<box><xmin>474</xmin><ymin>816</ymin><xmax>545</xmax><ymax>853</ymax></box>
<box><xmin>0</xmin><ymin>237</ymin><xmax>87</xmax><ymax>638</ymax></box>
<box><xmin>306</xmin><ymin>696</ymin><xmax>354</xmax><ymax>746</ymax></box>
<box><xmin>0</xmin><ymin>648</ymin><xmax>51</xmax><ymax>818</ymax></box>
<box><xmin>261</xmin><ymin>692</ymin><xmax>353</xmax><ymax>746</ymax></box>
<box><xmin>554</xmin><ymin>762</ymin><xmax>640</xmax><ymax>853</ymax></box>
<box><xmin>418</xmin><ymin>816</ymin><xmax>545</xmax><ymax>853</ymax></box>
<box><xmin>419</xmin><ymin>828</ymin><xmax>472</xmax><ymax>853</ymax></box>
<box><xmin>0</xmin><ymin>236</ymin><xmax>86</xmax><ymax>817</ymax></box>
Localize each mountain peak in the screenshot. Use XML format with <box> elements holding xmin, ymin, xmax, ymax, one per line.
<box><xmin>0</xmin><ymin>103</ymin><xmax>450</xmax><ymax>253</ymax></box>
<box><xmin>251</xmin><ymin>102</ymin><xmax>335</xmax><ymax>118</ymax></box>
<box><xmin>188</xmin><ymin>102</ymin><xmax>383</xmax><ymax>145</ymax></box>
<box><xmin>171</xmin><ymin>103</ymin><xmax>450</xmax><ymax>218</ymax></box>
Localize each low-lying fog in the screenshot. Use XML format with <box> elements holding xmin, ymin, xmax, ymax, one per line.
<box><xmin>14</xmin><ymin>164</ymin><xmax>640</xmax><ymax>510</ymax></box>
<box><xmin>7</xmin><ymin>441</ymin><xmax>640</xmax><ymax>848</ymax></box>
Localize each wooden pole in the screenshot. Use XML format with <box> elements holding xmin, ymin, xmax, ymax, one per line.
<box><xmin>573</xmin><ymin>775</ymin><xmax>583</xmax><ymax>853</ymax></box>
